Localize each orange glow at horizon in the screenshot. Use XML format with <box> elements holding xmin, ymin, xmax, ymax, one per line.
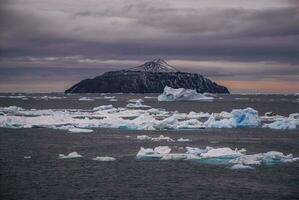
<box><xmin>217</xmin><ymin>80</ymin><xmax>299</xmax><ymax>93</ymax></box>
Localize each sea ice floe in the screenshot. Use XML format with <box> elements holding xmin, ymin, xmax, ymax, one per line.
<box><xmin>59</xmin><ymin>152</ymin><xmax>82</xmax><ymax>159</ymax></box>
<box><xmin>92</xmin><ymin>156</ymin><xmax>116</xmax><ymax>162</ymax></box>
<box><xmin>128</xmin><ymin>98</ymin><xmax>144</xmax><ymax>103</ymax></box>
<box><xmin>79</xmin><ymin>97</ymin><xmax>94</xmax><ymax>101</ymax></box>
<box><xmin>24</xmin><ymin>156</ymin><xmax>32</xmax><ymax>159</ymax></box>
<box><xmin>136</xmin><ymin>135</ymin><xmax>174</xmax><ymax>142</ymax></box>
<box><xmin>177</xmin><ymin>138</ymin><xmax>192</xmax><ymax>142</ymax></box>
<box><xmin>126</xmin><ymin>99</ymin><xmax>151</xmax><ymax>108</ymax></box>
<box><xmin>68</xmin><ymin>128</ymin><xmax>93</xmax><ymax>133</ymax></box>
<box><xmin>0</xmin><ymin>106</ymin><xmax>297</xmax><ymax>131</ymax></box>
<box><xmin>158</xmin><ymin>86</ymin><xmax>214</xmax><ymax>101</ymax></box>
<box><xmin>136</xmin><ymin>146</ymin><xmax>299</xmax><ymax>169</ymax></box>
<box><xmin>109</xmin><ymin>98</ymin><xmax>118</xmax><ymax>102</ymax></box>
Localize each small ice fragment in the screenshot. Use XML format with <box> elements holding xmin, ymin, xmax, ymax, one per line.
<box><xmin>154</xmin><ymin>146</ymin><xmax>171</xmax><ymax>155</ymax></box>
<box><xmin>68</xmin><ymin>128</ymin><xmax>93</xmax><ymax>133</ymax></box>
<box><xmin>230</xmin><ymin>164</ymin><xmax>254</xmax><ymax>170</ymax></box>
<box><xmin>137</xmin><ymin>135</ymin><xmax>152</xmax><ymax>140</ymax></box>
<box><xmin>128</xmin><ymin>99</ymin><xmax>144</xmax><ymax>103</ymax></box>
<box><xmin>79</xmin><ymin>97</ymin><xmax>94</xmax><ymax>101</ymax></box>
<box><xmin>201</xmin><ymin>147</ymin><xmax>243</xmax><ymax>159</ymax></box>
<box><xmin>126</xmin><ymin>100</ymin><xmax>151</xmax><ymax>108</ymax></box>
<box><xmin>109</xmin><ymin>99</ymin><xmax>118</xmax><ymax>102</ymax></box>
<box><xmin>59</xmin><ymin>152</ymin><xmax>82</xmax><ymax>159</ymax></box>
<box><xmin>151</xmin><ymin>135</ymin><xmax>174</xmax><ymax>142</ymax></box>
<box><xmin>92</xmin><ymin>156</ymin><xmax>116</xmax><ymax>162</ymax></box>
<box><xmin>24</xmin><ymin>156</ymin><xmax>31</xmax><ymax>159</ymax></box>
<box><xmin>93</xmin><ymin>105</ymin><xmax>114</xmax><ymax>111</ymax></box>
<box><xmin>177</xmin><ymin>138</ymin><xmax>191</xmax><ymax>142</ymax></box>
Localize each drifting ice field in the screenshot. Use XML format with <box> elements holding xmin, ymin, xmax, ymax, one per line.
<box><xmin>0</xmin><ymin>93</ymin><xmax>299</xmax><ymax>200</ymax></box>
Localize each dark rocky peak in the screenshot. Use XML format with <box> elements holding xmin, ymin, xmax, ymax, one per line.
<box><xmin>128</xmin><ymin>58</ymin><xmax>179</xmax><ymax>73</ymax></box>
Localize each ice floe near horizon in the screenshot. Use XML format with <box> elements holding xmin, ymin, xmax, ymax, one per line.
<box><xmin>135</xmin><ymin>146</ymin><xmax>299</xmax><ymax>169</ymax></box>
<box><xmin>158</xmin><ymin>86</ymin><xmax>214</xmax><ymax>101</ymax></box>
<box><xmin>59</xmin><ymin>152</ymin><xmax>82</xmax><ymax>159</ymax></box>
<box><xmin>0</xmin><ymin>105</ymin><xmax>298</xmax><ymax>131</ymax></box>
<box><xmin>79</xmin><ymin>97</ymin><xmax>94</xmax><ymax>101</ymax></box>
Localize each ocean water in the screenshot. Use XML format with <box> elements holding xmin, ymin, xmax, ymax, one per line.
<box><xmin>0</xmin><ymin>93</ymin><xmax>299</xmax><ymax>200</ymax></box>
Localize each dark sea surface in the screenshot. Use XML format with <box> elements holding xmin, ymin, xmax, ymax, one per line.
<box><xmin>0</xmin><ymin>93</ymin><xmax>299</xmax><ymax>200</ymax></box>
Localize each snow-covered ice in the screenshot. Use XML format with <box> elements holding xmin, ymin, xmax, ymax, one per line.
<box><xmin>79</xmin><ymin>97</ymin><xmax>94</xmax><ymax>101</ymax></box>
<box><xmin>177</xmin><ymin>138</ymin><xmax>192</xmax><ymax>142</ymax></box>
<box><xmin>68</xmin><ymin>128</ymin><xmax>93</xmax><ymax>133</ymax></box>
<box><xmin>135</xmin><ymin>146</ymin><xmax>299</xmax><ymax>169</ymax></box>
<box><xmin>0</xmin><ymin>105</ymin><xmax>297</xmax><ymax>131</ymax></box>
<box><xmin>158</xmin><ymin>86</ymin><xmax>214</xmax><ymax>101</ymax></box>
<box><xmin>59</xmin><ymin>152</ymin><xmax>82</xmax><ymax>159</ymax></box>
<box><xmin>92</xmin><ymin>156</ymin><xmax>116</xmax><ymax>162</ymax></box>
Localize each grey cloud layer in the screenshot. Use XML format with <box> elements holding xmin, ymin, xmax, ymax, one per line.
<box><xmin>0</xmin><ymin>0</ymin><xmax>299</xmax><ymax>92</ymax></box>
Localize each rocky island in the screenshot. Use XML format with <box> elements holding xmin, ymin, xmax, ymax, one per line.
<box><xmin>65</xmin><ymin>59</ymin><xmax>229</xmax><ymax>94</ymax></box>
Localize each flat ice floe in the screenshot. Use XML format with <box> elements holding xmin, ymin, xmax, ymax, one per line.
<box><xmin>68</xmin><ymin>128</ymin><xmax>93</xmax><ymax>133</ymax></box>
<box><xmin>158</xmin><ymin>86</ymin><xmax>214</xmax><ymax>101</ymax></box>
<box><xmin>136</xmin><ymin>146</ymin><xmax>299</xmax><ymax>169</ymax></box>
<box><xmin>59</xmin><ymin>152</ymin><xmax>82</xmax><ymax>159</ymax></box>
<box><xmin>0</xmin><ymin>105</ymin><xmax>297</xmax><ymax>131</ymax></box>
<box><xmin>78</xmin><ymin>97</ymin><xmax>94</xmax><ymax>101</ymax></box>
<box><xmin>92</xmin><ymin>156</ymin><xmax>116</xmax><ymax>162</ymax></box>
<box><xmin>136</xmin><ymin>135</ymin><xmax>174</xmax><ymax>142</ymax></box>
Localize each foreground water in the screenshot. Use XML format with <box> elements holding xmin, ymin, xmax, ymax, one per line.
<box><xmin>0</xmin><ymin>93</ymin><xmax>299</xmax><ymax>200</ymax></box>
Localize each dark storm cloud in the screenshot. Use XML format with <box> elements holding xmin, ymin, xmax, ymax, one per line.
<box><xmin>0</xmin><ymin>0</ymin><xmax>299</xmax><ymax>92</ymax></box>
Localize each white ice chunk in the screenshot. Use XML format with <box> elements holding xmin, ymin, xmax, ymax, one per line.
<box><xmin>177</xmin><ymin>138</ymin><xmax>192</xmax><ymax>142</ymax></box>
<box><xmin>59</xmin><ymin>152</ymin><xmax>82</xmax><ymax>159</ymax></box>
<box><xmin>128</xmin><ymin>99</ymin><xmax>144</xmax><ymax>103</ymax></box>
<box><xmin>230</xmin><ymin>164</ymin><xmax>254</xmax><ymax>170</ymax></box>
<box><xmin>262</xmin><ymin>119</ymin><xmax>297</xmax><ymax>130</ymax></box>
<box><xmin>201</xmin><ymin>147</ymin><xmax>244</xmax><ymax>159</ymax></box>
<box><xmin>79</xmin><ymin>97</ymin><xmax>94</xmax><ymax>101</ymax></box>
<box><xmin>93</xmin><ymin>105</ymin><xmax>114</xmax><ymax>111</ymax></box>
<box><xmin>158</xmin><ymin>86</ymin><xmax>214</xmax><ymax>101</ymax></box>
<box><xmin>24</xmin><ymin>156</ymin><xmax>32</xmax><ymax>159</ymax></box>
<box><xmin>68</xmin><ymin>128</ymin><xmax>93</xmax><ymax>133</ymax></box>
<box><xmin>154</xmin><ymin>146</ymin><xmax>171</xmax><ymax>155</ymax></box>
<box><xmin>92</xmin><ymin>156</ymin><xmax>116</xmax><ymax>162</ymax></box>
<box><xmin>126</xmin><ymin>100</ymin><xmax>151</xmax><ymax>108</ymax></box>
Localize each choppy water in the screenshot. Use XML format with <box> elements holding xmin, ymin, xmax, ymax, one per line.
<box><xmin>0</xmin><ymin>93</ymin><xmax>299</xmax><ymax>200</ymax></box>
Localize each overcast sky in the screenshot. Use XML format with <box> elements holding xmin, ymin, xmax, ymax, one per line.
<box><xmin>1</xmin><ymin>0</ymin><xmax>299</xmax><ymax>93</ymax></box>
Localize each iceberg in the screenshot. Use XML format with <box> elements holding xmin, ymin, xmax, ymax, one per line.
<box><xmin>204</xmin><ymin>107</ymin><xmax>260</xmax><ymax>128</ymax></box>
<box><xmin>158</xmin><ymin>86</ymin><xmax>214</xmax><ymax>101</ymax></box>
<box><xmin>230</xmin><ymin>107</ymin><xmax>260</xmax><ymax>127</ymax></box>
<box><xmin>92</xmin><ymin>156</ymin><xmax>116</xmax><ymax>162</ymax></box>
<box><xmin>200</xmin><ymin>147</ymin><xmax>244</xmax><ymax>159</ymax></box>
<box><xmin>59</xmin><ymin>152</ymin><xmax>82</xmax><ymax>159</ymax></box>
